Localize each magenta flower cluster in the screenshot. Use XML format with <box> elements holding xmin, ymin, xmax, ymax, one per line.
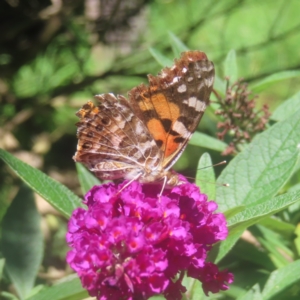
<box><xmin>66</xmin><ymin>179</ymin><xmax>233</xmax><ymax>299</ymax></box>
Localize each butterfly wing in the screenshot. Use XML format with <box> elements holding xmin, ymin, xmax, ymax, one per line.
<box><xmin>73</xmin><ymin>93</ymin><xmax>162</xmax><ymax>180</ymax></box>
<box><xmin>128</xmin><ymin>51</ymin><xmax>215</xmax><ymax>170</ymax></box>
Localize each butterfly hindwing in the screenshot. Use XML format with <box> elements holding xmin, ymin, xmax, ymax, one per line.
<box><xmin>74</xmin><ymin>94</ymin><xmax>162</xmax><ymax>180</ymax></box>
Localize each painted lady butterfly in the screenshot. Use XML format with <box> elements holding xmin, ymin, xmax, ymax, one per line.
<box><xmin>73</xmin><ymin>51</ymin><xmax>215</xmax><ymax>188</ymax></box>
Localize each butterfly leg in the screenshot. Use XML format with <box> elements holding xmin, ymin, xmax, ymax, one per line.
<box><xmin>116</xmin><ymin>173</ymin><xmax>142</xmax><ymax>195</ymax></box>
<box><xmin>158</xmin><ymin>176</ymin><xmax>168</xmax><ymax>197</ymax></box>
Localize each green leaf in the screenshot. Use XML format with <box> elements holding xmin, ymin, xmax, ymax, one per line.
<box><xmin>0</xmin><ymin>258</ymin><xmax>5</xmax><ymax>280</ymax></box>
<box><xmin>237</xmin><ymin>284</ymin><xmax>263</xmax><ymax>300</ymax></box>
<box><xmin>185</xmin><ymin>278</ymin><xmax>204</xmax><ymax>299</ymax></box>
<box><xmin>26</xmin><ymin>275</ymin><xmax>88</xmax><ymax>300</ymax></box>
<box><xmin>253</xmin><ymin>226</ymin><xmax>292</xmax><ymax>268</ymax></box>
<box><xmin>228</xmin><ymin>190</ymin><xmax>300</xmax><ymax>232</ymax></box>
<box><xmin>0</xmin><ymin>183</ymin><xmax>11</xmax><ymax>222</ymax></box>
<box><xmin>195</xmin><ymin>153</ymin><xmax>216</xmax><ymax>200</ymax></box>
<box><xmin>251</xmin><ymin>70</ymin><xmax>300</xmax><ymax>93</ymax></box>
<box><xmin>0</xmin><ymin>292</ymin><xmax>19</xmax><ymax>300</ymax></box>
<box><xmin>149</xmin><ymin>296</ymin><xmax>166</xmax><ymax>300</ymax></box>
<box><xmin>295</xmin><ymin>223</ymin><xmax>300</xmax><ymax>256</ymax></box>
<box><xmin>148</xmin><ymin>48</ymin><xmax>173</xmax><ymax>67</ymax></box>
<box><xmin>261</xmin><ymin>260</ymin><xmax>300</xmax><ymax>299</ymax></box>
<box><xmin>213</xmin><ymin>75</ymin><xmax>226</xmax><ymax>96</ymax></box>
<box><xmin>2</xmin><ymin>185</ymin><xmax>43</xmax><ymax>299</ymax></box>
<box><xmin>223</xmin><ymin>285</ymin><xmax>247</xmax><ymax>299</ymax></box>
<box><xmin>258</xmin><ymin>216</ymin><xmax>295</xmax><ymax>237</ymax></box>
<box><xmin>76</xmin><ymin>163</ymin><xmax>101</xmax><ymax>195</ymax></box>
<box><xmin>210</xmin><ymin>228</ymin><xmax>243</xmax><ymax>263</ymax></box>
<box><xmin>189</xmin><ymin>131</ymin><xmax>227</xmax><ymax>152</ymax></box>
<box><xmin>232</xmin><ymin>239</ymin><xmax>274</xmax><ymax>270</ymax></box>
<box><xmin>224</xmin><ymin>49</ymin><xmax>238</xmax><ymax>83</ymax></box>
<box><xmin>216</xmin><ymin>107</ymin><xmax>300</xmax><ymax>212</ymax></box>
<box><xmin>271</xmin><ymin>90</ymin><xmax>300</xmax><ymax>121</ymax></box>
<box><xmin>0</xmin><ymin>149</ymin><xmax>83</xmax><ymax>218</ymax></box>
<box><xmin>25</xmin><ymin>285</ymin><xmax>45</xmax><ymax>299</ymax></box>
<box><xmin>213</xmin><ymin>190</ymin><xmax>300</xmax><ymax>262</ymax></box>
<box><xmin>168</xmin><ymin>31</ymin><xmax>189</xmax><ymax>58</ymax></box>
<box><xmin>223</xmin><ymin>206</ymin><xmax>246</xmax><ymax>220</ymax></box>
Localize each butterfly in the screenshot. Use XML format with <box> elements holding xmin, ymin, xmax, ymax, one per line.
<box><xmin>73</xmin><ymin>51</ymin><xmax>215</xmax><ymax>189</ymax></box>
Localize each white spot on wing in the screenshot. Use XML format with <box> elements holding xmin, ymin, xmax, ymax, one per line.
<box><xmin>197</xmin><ymin>81</ymin><xmax>205</xmax><ymax>91</ymax></box>
<box><xmin>172</xmin><ymin>76</ymin><xmax>180</xmax><ymax>83</ymax></box>
<box><xmin>135</xmin><ymin>122</ymin><xmax>144</xmax><ymax>135</ymax></box>
<box><xmin>188</xmin><ymin>96</ymin><xmax>197</xmax><ymax>107</ymax></box>
<box><xmin>150</xmin><ymin>139</ymin><xmax>157</xmax><ymax>147</ymax></box>
<box><xmin>117</xmin><ymin>119</ymin><xmax>126</xmax><ymax>127</ymax></box>
<box><xmin>204</xmin><ymin>77</ymin><xmax>214</xmax><ymax>87</ymax></box>
<box><xmin>161</xmin><ymin>71</ymin><xmax>168</xmax><ymax>78</ymax></box>
<box><xmin>206</xmin><ymin>64</ymin><xmax>214</xmax><ymax>72</ymax></box>
<box><xmin>177</xmin><ymin>84</ymin><xmax>187</xmax><ymax>93</ymax></box>
<box><xmin>108</xmin><ymin>93</ymin><xmax>117</xmax><ymax>99</ymax></box>
<box><xmin>133</xmin><ymin>150</ymin><xmax>143</xmax><ymax>160</ymax></box>
<box><xmin>142</xmin><ymin>140</ymin><xmax>153</xmax><ymax>152</ymax></box>
<box><xmin>173</xmin><ymin>121</ymin><xmax>189</xmax><ymax>138</ymax></box>
<box><xmin>196</xmin><ymin>100</ymin><xmax>206</xmax><ymax>112</ymax></box>
<box><xmin>200</xmin><ymin>65</ymin><xmax>209</xmax><ymax>72</ymax></box>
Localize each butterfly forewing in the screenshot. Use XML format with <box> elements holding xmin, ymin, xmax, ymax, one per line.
<box><xmin>128</xmin><ymin>51</ymin><xmax>215</xmax><ymax>169</ymax></box>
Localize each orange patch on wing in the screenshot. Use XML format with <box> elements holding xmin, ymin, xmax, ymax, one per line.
<box><xmin>139</xmin><ymin>92</ymin><xmax>182</xmax><ymax>158</ymax></box>
<box><xmin>138</xmin><ymin>93</ymin><xmax>180</xmax><ymax>123</ymax></box>
<box><xmin>143</xmin><ymin>93</ymin><xmax>182</xmax><ymax>158</ymax></box>
<box><xmin>138</xmin><ymin>99</ymin><xmax>154</xmax><ymax>111</ymax></box>
<box><xmin>151</xmin><ymin>93</ymin><xmax>180</xmax><ymax>120</ymax></box>
<box><xmin>147</xmin><ymin>119</ymin><xmax>166</xmax><ymax>150</ymax></box>
<box><xmin>76</xmin><ymin>101</ymin><xmax>96</xmax><ymax>118</ymax></box>
<box><xmin>164</xmin><ymin>137</ymin><xmax>180</xmax><ymax>157</ymax></box>
<box><xmin>147</xmin><ymin>118</ymin><xmax>180</xmax><ymax>157</ymax></box>
<box><xmin>92</xmin><ymin>107</ymin><xmax>100</xmax><ymax>114</ymax></box>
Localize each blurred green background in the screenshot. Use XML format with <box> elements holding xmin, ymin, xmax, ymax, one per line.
<box><xmin>1</xmin><ymin>0</ymin><xmax>300</xmax><ymax>298</ymax></box>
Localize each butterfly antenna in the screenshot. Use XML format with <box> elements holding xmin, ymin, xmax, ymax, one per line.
<box><xmin>193</xmin><ymin>160</ymin><xmax>229</xmax><ymax>187</ymax></box>
<box><xmin>199</xmin><ymin>160</ymin><xmax>227</xmax><ymax>170</ymax></box>
<box><xmin>185</xmin><ymin>175</ymin><xmax>229</xmax><ymax>187</ymax></box>
<box><xmin>184</xmin><ymin>160</ymin><xmax>227</xmax><ymax>176</ymax></box>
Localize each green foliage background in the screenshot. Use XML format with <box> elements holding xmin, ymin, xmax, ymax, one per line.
<box><xmin>1</xmin><ymin>0</ymin><xmax>300</xmax><ymax>299</ymax></box>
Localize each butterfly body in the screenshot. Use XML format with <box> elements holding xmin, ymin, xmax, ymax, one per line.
<box><xmin>74</xmin><ymin>51</ymin><xmax>215</xmax><ymax>186</ymax></box>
